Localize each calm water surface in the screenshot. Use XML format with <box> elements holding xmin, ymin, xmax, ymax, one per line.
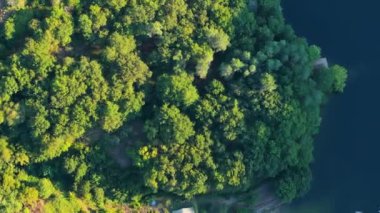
<box><xmin>282</xmin><ymin>0</ymin><xmax>380</xmax><ymax>212</ymax></box>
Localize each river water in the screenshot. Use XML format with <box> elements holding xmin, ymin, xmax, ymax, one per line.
<box><xmin>282</xmin><ymin>0</ymin><xmax>380</xmax><ymax>212</ymax></box>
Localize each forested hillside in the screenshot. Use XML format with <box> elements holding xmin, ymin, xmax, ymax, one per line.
<box><xmin>0</xmin><ymin>0</ymin><xmax>347</xmax><ymax>212</ymax></box>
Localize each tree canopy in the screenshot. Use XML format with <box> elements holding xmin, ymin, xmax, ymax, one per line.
<box><xmin>0</xmin><ymin>0</ymin><xmax>347</xmax><ymax>211</ymax></box>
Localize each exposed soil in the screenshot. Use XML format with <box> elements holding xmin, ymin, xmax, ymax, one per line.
<box><xmin>110</xmin><ymin>120</ymin><xmax>145</xmax><ymax>167</ymax></box>
<box><xmin>108</xmin><ymin>141</ymin><xmax>131</xmax><ymax>168</ymax></box>
<box><xmin>195</xmin><ymin>183</ymin><xmax>283</xmax><ymax>212</ymax></box>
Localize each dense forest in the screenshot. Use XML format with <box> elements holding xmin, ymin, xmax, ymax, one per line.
<box><xmin>0</xmin><ymin>0</ymin><xmax>347</xmax><ymax>212</ymax></box>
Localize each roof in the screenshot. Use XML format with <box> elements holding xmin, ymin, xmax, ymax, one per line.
<box><xmin>172</xmin><ymin>207</ymin><xmax>195</xmax><ymax>213</ymax></box>
<box><xmin>314</xmin><ymin>58</ymin><xmax>329</xmax><ymax>70</ymax></box>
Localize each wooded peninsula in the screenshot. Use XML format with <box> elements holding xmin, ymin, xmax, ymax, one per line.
<box><xmin>0</xmin><ymin>0</ymin><xmax>347</xmax><ymax>212</ymax></box>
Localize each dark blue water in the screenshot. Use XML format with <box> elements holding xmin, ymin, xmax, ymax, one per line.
<box><xmin>282</xmin><ymin>1</ymin><xmax>380</xmax><ymax>212</ymax></box>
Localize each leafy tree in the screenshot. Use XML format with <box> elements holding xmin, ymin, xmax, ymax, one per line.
<box><xmin>261</xmin><ymin>73</ymin><xmax>278</xmax><ymax>92</ymax></box>
<box><xmin>93</xmin><ymin>187</ymin><xmax>105</xmax><ymax>206</ymax></box>
<box><xmin>219</xmin><ymin>100</ymin><xmax>245</xmax><ymax>141</ymax></box>
<box><xmin>145</xmin><ymin>104</ymin><xmax>195</xmax><ymax>144</ymax></box>
<box><xmin>275</xmin><ymin>167</ymin><xmax>312</xmax><ymax>202</ymax></box>
<box><xmin>4</xmin><ymin>20</ymin><xmax>15</xmax><ymax>40</ymax></box>
<box><xmin>157</xmin><ymin>72</ymin><xmax>199</xmax><ymax>107</ymax></box>
<box><xmin>20</xmin><ymin>187</ymin><xmax>39</xmax><ymax>206</ymax></box>
<box><xmin>206</xmin><ymin>27</ymin><xmax>230</xmax><ymax>52</ymax></box>
<box><xmin>101</xmin><ymin>102</ymin><xmax>123</xmax><ymax>132</ymax></box>
<box><xmin>107</xmin><ymin>0</ymin><xmax>128</xmax><ymax>11</ymax></box>
<box><xmin>331</xmin><ymin>65</ymin><xmax>348</xmax><ymax>93</ymax></box>
<box><xmin>43</xmin><ymin>195</ymin><xmax>81</xmax><ymax>213</ymax></box>
<box><xmin>78</xmin><ymin>4</ymin><xmax>110</xmax><ymax>40</ymax></box>
<box><xmin>193</xmin><ymin>44</ymin><xmax>214</xmax><ymax>78</ymax></box>
<box><xmin>78</xmin><ymin>15</ymin><xmax>93</xmax><ymax>39</ymax></box>
<box><xmin>38</xmin><ymin>178</ymin><xmax>56</xmax><ymax>199</ymax></box>
<box><xmin>45</xmin><ymin>7</ymin><xmax>74</xmax><ymax>46</ymax></box>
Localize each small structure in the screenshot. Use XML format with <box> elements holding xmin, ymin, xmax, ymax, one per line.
<box><xmin>172</xmin><ymin>207</ymin><xmax>195</xmax><ymax>213</ymax></box>
<box><xmin>314</xmin><ymin>58</ymin><xmax>329</xmax><ymax>70</ymax></box>
<box><xmin>150</xmin><ymin>200</ymin><xmax>158</xmax><ymax>207</ymax></box>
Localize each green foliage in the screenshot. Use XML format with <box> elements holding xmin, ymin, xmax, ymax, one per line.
<box><xmin>193</xmin><ymin>44</ymin><xmax>214</xmax><ymax>79</ymax></box>
<box><xmin>261</xmin><ymin>73</ymin><xmax>277</xmax><ymax>92</ymax></box>
<box><xmin>3</xmin><ymin>10</ymin><xmax>34</xmax><ymax>40</ymax></box>
<box><xmin>65</xmin><ymin>0</ymin><xmax>80</xmax><ymax>7</ymax></box>
<box><xmin>0</xmin><ymin>0</ymin><xmax>347</xmax><ymax>211</ymax></box>
<box><xmin>43</xmin><ymin>194</ymin><xmax>81</xmax><ymax>213</ymax></box>
<box><xmin>219</xmin><ymin>100</ymin><xmax>245</xmax><ymax>141</ymax></box>
<box><xmin>275</xmin><ymin>167</ymin><xmax>312</xmax><ymax>202</ymax></box>
<box><xmin>315</xmin><ymin>65</ymin><xmax>347</xmax><ymax>94</ymax></box>
<box><xmin>74</xmin><ymin>163</ymin><xmax>87</xmax><ymax>183</ymax></box>
<box><xmin>78</xmin><ymin>15</ymin><xmax>93</xmax><ymax>39</ymax></box>
<box><xmin>93</xmin><ymin>187</ymin><xmax>105</xmax><ymax>206</ymax></box>
<box><xmin>38</xmin><ymin>178</ymin><xmax>56</xmax><ymax>199</ymax></box>
<box><xmin>331</xmin><ymin>65</ymin><xmax>348</xmax><ymax>93</ymax></box>
<box><xmin>107</xmin><ymin>0</ymin><xmax>128</xmax><ymax>11</ymax></box>
<box><xmin>220</xmin><ymin>51</ymin><xmax>258</xmax><ymax>79</ymax></box>
<box><xmin>0</xmin><ymin>137</ymin><xmax>12</xmax><ymax>164</ymax></box>
<box><xmin>20</xmin><ymin>187</ymin><xmax>39</xmax><ymax>205</ymax></box>
<box><xmin>46</xmin><ymin>7</ymin><xmax>74</xmax><ymax>46</ymax></box>
<box><xmin>157</xmin><ymin>72</ymin><xmax>199</xmax><ymax>107</ymax></box>
<box><xmin>0</xmin><ymin>102</ymin><xmax>23</xmax><ymax>126</ymax></box>
<box><xmin>206</xmin><ymin>27</ymin><xmax>230</xmax><ymax>52</ymax></box>
<box><xmin>145</xmin><ymin>104</ymin><xmax>195</xmax><ymax>144</ymax></box>
<box><xmin>78</xmin><ymin>4</ymin><xmax>110</xmax><ymax>40</ymax></box>
<box><xmin>4</xmin><ymin>20</ymin><xmax>15</xmax><ymax>40</ymax></box>
<box><xmin>101</xmin><ymin>102</ymin><xmax>123</xmax><ymax>132</ymax></box>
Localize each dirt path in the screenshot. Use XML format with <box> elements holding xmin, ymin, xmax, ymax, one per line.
<box><xmin>195</xmin><ymin>183</ymin><xmax>283</xmax><ymax>212</ymax></box>
<box><xmin>108</xmin><ymin>142</ymin><xmax>131</xmax><ymax>168</ymax></box>
<box><xmin>106</xmin><ymin>120</ymin><xmax>145</xmax><ymax>168</ymax></box>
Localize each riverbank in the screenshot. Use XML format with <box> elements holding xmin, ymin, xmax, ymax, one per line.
<box><xmin>282</xmin><ymin>0</ymin><xmax>380</xmax><ymax>211</ymax></box>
